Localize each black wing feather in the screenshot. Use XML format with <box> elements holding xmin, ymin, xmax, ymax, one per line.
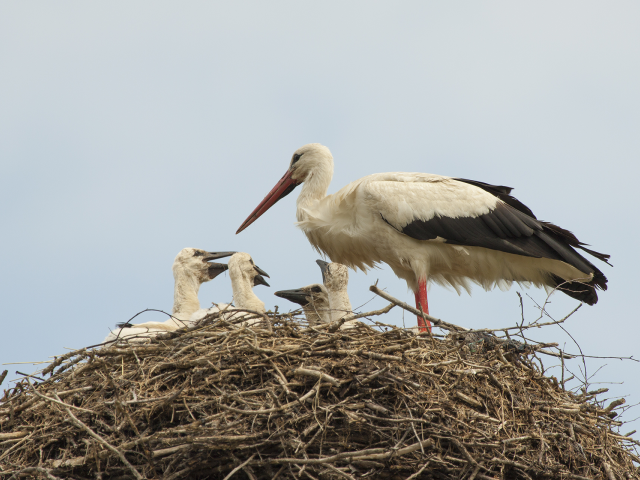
<box><xmin>391</xmin><ymin>203</ymin><xmax>567</xmax><ymax>261</ymax></box>
<box><xmin>455</xmin><ymin>178</ymin><xmax>611</xmax><ymax>265</ymax></box>
<box><xmin>383</xmin><ymin>179</ymin><xmax>610</xmax><ymax>304</ymax></box>
<box><xmin>454</xmin><ymin>178</ymin><xmax>537</xmax><ymax>218</ymax></box>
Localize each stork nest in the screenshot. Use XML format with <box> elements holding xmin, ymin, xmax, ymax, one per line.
<box><xmin>1</xmin><ymin>310</ymin><xmax>638</xmax><ymax>480</ymax></box>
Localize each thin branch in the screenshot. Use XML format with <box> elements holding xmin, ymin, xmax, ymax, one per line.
<box><xmin>313</xmin><ymin>302</ymin><xmax>397</xmax><ymax>332</ymax></box>
<box><xmin>25</xmin><ymin>379</ymin><xmax>96</xmax><ymax>414</ymax></box>
<box><xmin>54</xmin><ymin>393</ymin><xmax>144</xmax><ymax>480</ymax></box>
<box><xmin>8</xmin><ymin>467</ymin><xmax>62</xmax><ymax>480</ymax></box>
<box><xmin>223</xmin><ymin>454</ymin><xmax>256</xmax><ymax>480</ymax></box>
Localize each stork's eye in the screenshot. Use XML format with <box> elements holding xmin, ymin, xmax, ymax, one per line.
<box><xmin>311</xmin><ymin>286</ymin><xmax>322</xmax><ymax>293</ymax></box>
<box><xmin>249</xmin><ymin>259</ymin><xmax>255</xmax><ymax>265</ymax></box>
<box><xmin>291</xmin><ymin>153</ymin><xmax>302</xmax><ymax>165</ymax></box>
<box><xmin>193</xmin><ymin>251</ymin><xmax>204</xmax><ymax>256</ymax></box>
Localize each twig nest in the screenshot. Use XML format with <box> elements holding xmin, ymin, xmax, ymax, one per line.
<box><xmin>0</xmin><ymin>311</ymin><xmax>638</xmax><ymax>479</ymax></box>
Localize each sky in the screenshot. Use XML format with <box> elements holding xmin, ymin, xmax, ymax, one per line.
<box><xmin>1</xmin><ymin>2</ymin><xmax>639</xmax><ymax>436</ymax></box>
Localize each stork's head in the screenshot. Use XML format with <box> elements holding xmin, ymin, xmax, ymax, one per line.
<box><xmin>316</xmin><ymin>259</ymin><xmax>349</xmax><ymax>293</ymax></box>
<box><xmin>288</xmin><ymin>143</ymin><xmax>334</xmax><ymax>183</ymax></box>
<box><xmin>274</xmin><ymin>284</ymin><xmax>329</xmax><ymax>308</ymax></box>
<box><xmin>227</xmin><ymin>252</ymin><xmax>270</xmax><ymax>288</ymax></box>
<box><xmin>236</xmin><ymin>143</ymin><xmax>333</xmax><ymax>234</ymax></box>
<box><xmin>172</xmin><ymin>248</ymin><xmax>235</xmax><ymax>283</ymax></box>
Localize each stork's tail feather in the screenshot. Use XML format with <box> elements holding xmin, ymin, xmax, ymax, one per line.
<box><xmin>577</xmin><ymin>245</ymin><xmax>612</xmax><ymax>265</ymax></box>
<box><xmin>540</xmin><ymin>220</ymin><xmax>610</xmax><ymax>305</ymax></box>
<box><xmin>549</xmin><ymin>269</ymin><xmax>608</xmax><ymax>306</ymax></box>
<box><xmin>549</xmin><ymin>274</ymin><xmax>598</xmax><ymax>305</ymax></box>
<box><xmin>543</xmin><ymin>222</ymin><xmax>612</xmax><ymax>266</ymax></box>
<box><xmin>591</xmin><ymin>269</ymin><xmax>608</xmax><ymax>292</ymax></box>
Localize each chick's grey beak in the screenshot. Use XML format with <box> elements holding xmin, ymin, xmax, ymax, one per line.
<box><xmin>253</xmin><ymin>265</ymin><xmax>270</xmax><ymax>278</ymax></box>
<box><xmin>208</xmin><ymin>263</ymin><xmax>229</xmax><ymax>280</ymax></box>
<box><xmin>275</xmin><ymin>288</ymin><xmax>309</xmax><ymax>307</ymax></box>
<box><xmin>316</xmin><ymin>259</ymin><xmax>329</xmax><ymax>283</ymax></box>
<box><xmin>253</xmin><ymin>274</ymin><xmax>270</xmax><ymax>288</ymax></box>
<box><xmin>204</xmin><ymin>251</ymin><xmax>237</xmax><ymax>261</ymax></box>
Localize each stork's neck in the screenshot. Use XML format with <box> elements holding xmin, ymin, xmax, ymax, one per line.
<box><xmin>172</xmin><ymin>271</ymin><xmax>202</xmax><ymax>321</ymax></box>
<box><xmin>296</xmin><ymin>161</ymin><xmax>333</xmax><ymax>213</ymax></box>
<box><xmin>230</xmin><ymin>272</ymin><xmax>266</xmax><ymax>313</ymax></box>
<box><xmin>327</xmin><ymin>290</ymin><xmax>352</xmax><ymax>322</ymax></box>
<box><xmin>302</xmin><ymin>306</ymin><xmax>322</xmax><ymax>326</ymax></box>
<box><xmin>303</xmin><ymin>303</ymin><xmax>330</xmax><ymax>326</ymax></box>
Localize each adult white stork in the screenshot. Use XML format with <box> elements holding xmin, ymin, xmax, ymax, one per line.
<box><xmin>236</xmin><ymin>144</ymin><xmax>610</xmax><ymax>331</ymax></box>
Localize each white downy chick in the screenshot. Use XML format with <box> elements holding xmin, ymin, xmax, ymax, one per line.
<box><xmin>189</xmin><ymin>252</ymin><xmax>270</xmax><ymax>327</ymax></box>
<box><xmin>103</xmin><ymin>248</ymin><xmax>234</xmax><ymax>344</ymax></box>
<box><xmin>317</xmin><ymin>260</ymin><xmax>358</xmax><ymax>329</ymax></box>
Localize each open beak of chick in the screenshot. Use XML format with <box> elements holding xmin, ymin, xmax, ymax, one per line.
<box><xmin>253</xmin><ymin>265</ymin><xmax>270</xmax><ymax>287</ymax></box>
<box><xmin>204</xmin><ymin>251</ymin><xmax>236</xmax><ymax>280</ymax></box>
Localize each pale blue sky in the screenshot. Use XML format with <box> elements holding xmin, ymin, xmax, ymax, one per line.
<box><xmin>1</xmin><ymin>2</ymin><xmax>639</xmax><ymax>434</ymax></box>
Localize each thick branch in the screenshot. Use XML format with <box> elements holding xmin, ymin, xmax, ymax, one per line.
<box><xmin>369</xmin><ymin>285</ymin><xmax>466</xmax><ymax>332</ymax></box>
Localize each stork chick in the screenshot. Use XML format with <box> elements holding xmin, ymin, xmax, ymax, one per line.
<box><xmin>317</xmin><ymin>260</ymin><xmax>358</xmax><ymax>329</ymax></box>
<box><xmin>189</xmin><ymin>252</ymin><xmax>270</xmax><ymax>327</ymax></box>
<box><xmin>103</xmin><ymin>248</ymin><xmax>234</xmax><ymax>344</ymax></box>
<box><xmin>274</xmin><ymin>284</ymin><xmax>330</xmax><ymax>326</ymax></box>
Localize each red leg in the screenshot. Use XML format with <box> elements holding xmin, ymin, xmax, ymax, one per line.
<box><xmin>414</xmin><ymin>279</ymin><xmax>432</xmax><ymax>332</ymax></box>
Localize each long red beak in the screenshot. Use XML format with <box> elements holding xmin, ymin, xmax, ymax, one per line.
<box><xmin>236</xmin><ymin>169</ymin><xmax>300</xmax><ymax>234</ymax></box>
